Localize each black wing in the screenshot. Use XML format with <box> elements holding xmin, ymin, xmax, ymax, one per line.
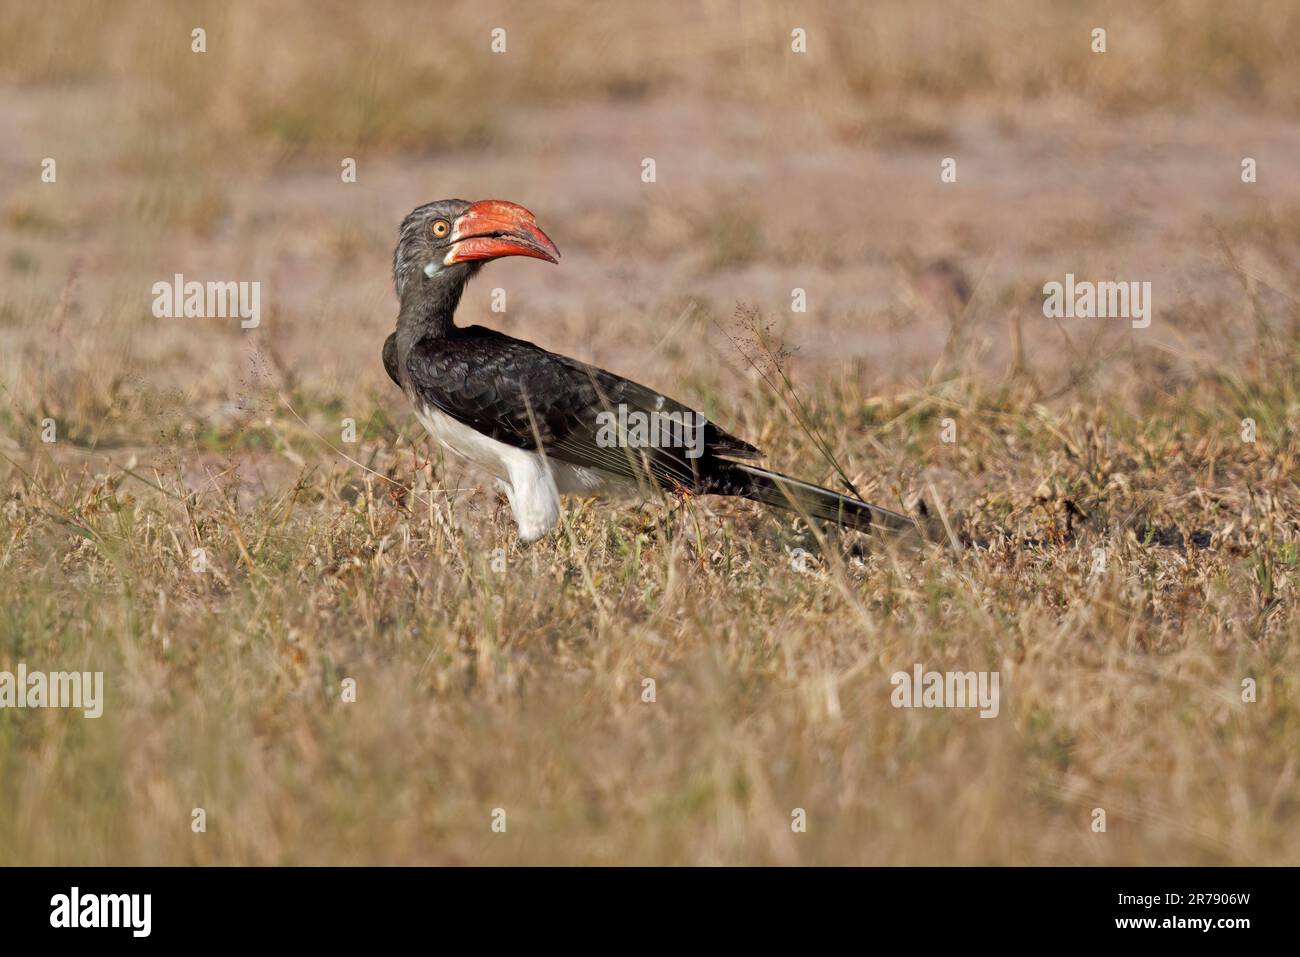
<box><xmin>404</xmin><ymin>326</ymin><xmax>761</xmax><ymax>488</ymax></box>
<box><xmin>383</xmin><ymin>333</ymin><xmax>401</xmax><ymax>387</ymax></box>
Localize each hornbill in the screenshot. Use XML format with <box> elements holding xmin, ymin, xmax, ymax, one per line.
<box><xmin>383</xmin><ymin>199</ymin><xmax>916</xmax><ymax>542</ymax></box>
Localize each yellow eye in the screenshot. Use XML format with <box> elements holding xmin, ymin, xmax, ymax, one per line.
<box><xmin>431</xmin><ymin>219</ymin><xmax>450</xmax><ymax>238</ymax></box>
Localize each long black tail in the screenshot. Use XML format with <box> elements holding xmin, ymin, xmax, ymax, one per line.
<box><xmin>705</xmin><ymin>462</ymin><xmax>918</xmax><ymax>534</ymax></box>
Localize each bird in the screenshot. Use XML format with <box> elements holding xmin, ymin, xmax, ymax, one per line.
<box><xmin>383</xmin><ymin>198</ymin><xmax>917</xmax><ymax>543</ymax></box>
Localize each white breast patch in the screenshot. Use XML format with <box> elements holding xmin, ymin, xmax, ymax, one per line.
<box><xmin>415</xmin><ymin>404</ymin><xmax>613</xmax><ymax>542</ymax></box>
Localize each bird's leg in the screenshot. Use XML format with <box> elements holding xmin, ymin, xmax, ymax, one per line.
<box><xmin>408</xmin><ymin>446</ymin><xmax>431</xmax><ymax>472</ymax></box>
<box><xmin>493</xmin><ymin>478</ymin><xmax>515</xmax><ymax>529</ymax></box>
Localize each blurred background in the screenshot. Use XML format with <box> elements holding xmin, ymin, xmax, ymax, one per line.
<box><xmin>4</xmin><ymin>0</ymin><xmax>1299</xmax><ymax>444</ymax></box>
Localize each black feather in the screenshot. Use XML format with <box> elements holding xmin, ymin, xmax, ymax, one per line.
<box><xmin>403</xmin><ymin>325</ymin><xmax>758</xmax><ymax>488</ymax></box>
<box><xmin>707</xmin><ymin>462</ymin><xmax>917</xmax><ymax>533</ymax></box>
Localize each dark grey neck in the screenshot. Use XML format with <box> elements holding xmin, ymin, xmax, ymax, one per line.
<box><xmin>393</xmin><ymin>272</ymin><xmax>467</xmax><ymax>364</ymax></box>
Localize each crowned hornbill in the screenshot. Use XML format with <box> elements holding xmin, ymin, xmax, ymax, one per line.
<box><xmin>383</xmin><ymin>198</ymin><xmax>916</xmax><ymax>542</ymax></box>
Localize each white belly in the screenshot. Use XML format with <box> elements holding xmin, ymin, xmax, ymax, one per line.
<box><xmin>414</xmin><ymin>404</ymin><xmax>611</xmax><ymax>542</ymax></box>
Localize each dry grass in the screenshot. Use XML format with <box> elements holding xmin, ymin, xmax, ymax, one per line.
<box><xmin>4</xmin><ymin>0</ymin><xmax>1300</xmax><ymax>159</ymax></box>
<box><xmin>2</xmin><ymin>344</ymin><xmax>1297</xmax><ymax>865</ymax></box>
<box><xmin>1</xmin><ymin>0</ymin><xmax>1298</xmax><ymax>865</ymax></box>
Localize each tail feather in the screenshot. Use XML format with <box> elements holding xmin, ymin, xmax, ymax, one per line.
<box><xmin>710</xmin><ymin>463</ymin><xmax>917</xmax><ymax>534</ymax></box>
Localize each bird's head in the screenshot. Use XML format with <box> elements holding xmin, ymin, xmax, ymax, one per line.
<box><xmin>393</xmin><ymin>198</ymin><xmax>560</xmax><ymax>304</ymax></box>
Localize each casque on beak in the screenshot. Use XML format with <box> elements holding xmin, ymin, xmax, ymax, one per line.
<box><xmin>444</xmin><ymin>200</ymin><xmax>561</xmax><ymax>265</ymax></box>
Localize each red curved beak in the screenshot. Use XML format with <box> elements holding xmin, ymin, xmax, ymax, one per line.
<box><xmin>445</xmin><ymin>200</ymin><xmax>560</xmax><ymax>265</ymax></box>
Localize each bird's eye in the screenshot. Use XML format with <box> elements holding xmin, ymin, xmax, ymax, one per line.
<box><xmin>431</xmin><ymin>219</ymin><xmax>450</xmax><ymax>238</ymax></box>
